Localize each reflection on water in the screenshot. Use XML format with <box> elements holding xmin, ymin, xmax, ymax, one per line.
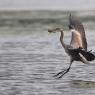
<box><xmin>0</xmin><ymin>11</ymin><xmax>95</xmax><ymax>95</ymax></box>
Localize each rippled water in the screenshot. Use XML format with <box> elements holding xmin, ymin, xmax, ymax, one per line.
<box><xmin>0</xmin><ymin>11</ymin><xmax>95</xmax><ymax>95</ymax></box>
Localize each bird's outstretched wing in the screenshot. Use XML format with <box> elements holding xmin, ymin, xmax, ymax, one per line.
<box><xmin>69</xmin><ymin>14</ymin><xmax>87</xmax><ymax>51</ymax></box>
<box><xmin>70</xmin><ymin>30</ymin><xmax>83</xmax><ymax>49</ymax></box>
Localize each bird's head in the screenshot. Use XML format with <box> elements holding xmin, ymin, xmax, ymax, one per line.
<box><xmin>48</xmin><ymin>28</ymin><xmax>63</xmax><ymax>33</ymax></box>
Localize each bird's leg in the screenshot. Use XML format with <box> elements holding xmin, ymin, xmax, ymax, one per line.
<box><xmin>53</xmin><ymin>66</ymin><xmax>71</xmax><ymax>78</ymax></box>
<box><xmin>53</xmin><ymin>59</ymin><xmax>73</xmax><ymax>78</ymax></box>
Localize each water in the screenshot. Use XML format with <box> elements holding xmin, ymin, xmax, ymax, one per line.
<box><xmin>0</xmin><ymin>10</ymin><xmax>95</xmax><ymax>95</ymax></box>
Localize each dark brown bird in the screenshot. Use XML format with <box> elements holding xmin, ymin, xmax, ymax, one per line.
<box><xmin>48</xmin><ymin>14</ymin><xmax>95</xmax><ymax>78</ymax></box>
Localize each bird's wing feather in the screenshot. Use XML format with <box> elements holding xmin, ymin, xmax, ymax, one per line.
<box><xmin>79</xmin><ymin>53</ymin><xmax>90</xmax><ymax>64</ymax></box>
<box><xmin>69</xmin><ymin>14</ymin><xmax>87</xmax><ymax>51</ymax></box>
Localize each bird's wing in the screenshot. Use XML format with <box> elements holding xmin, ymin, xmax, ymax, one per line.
<box><xmin>70</xmin><ymin>30</ymin><xmax>83</xmax><ymax>49</ymax></box>
<box><xmin>79</xmin><ymin>49</ymin><xmax>95</xmax><ymax>61</ymax></box>
<box><xmin>79</xmin><ymin>53</ymin><xmax>90</xmax><ymax>64</ymax></box>
<box><xmin>69</xmin><ymin>14</ymin><xmax>87</xmax><ymax>51</ymax></box>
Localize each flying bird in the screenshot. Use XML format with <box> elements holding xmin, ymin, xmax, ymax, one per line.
<box><xmin>48</xmin><ymin>14</ymin><xmax>95</xmax><ymax>78</ymax></box>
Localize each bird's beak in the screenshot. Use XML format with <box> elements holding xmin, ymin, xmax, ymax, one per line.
<box><xmin>48</xmin><ymin>29</ymin><xmax>53</xmax><ymax>34</ymax></box>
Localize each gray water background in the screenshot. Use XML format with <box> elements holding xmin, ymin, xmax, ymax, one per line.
<box><xmin>0</xmin><ymin>10</ymin><xmax>95</xmax><ymax>95</ymax></box>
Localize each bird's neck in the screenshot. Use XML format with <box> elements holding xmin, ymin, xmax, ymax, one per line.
<box><xmin>60</xmin><ymin>30</ymin><xmax>66</xmax><ymax>49</ymax></box>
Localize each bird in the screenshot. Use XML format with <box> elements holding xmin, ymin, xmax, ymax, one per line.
<box><xmin>48</xmin><ymin>14</ymin><xmax>95</xmax><ymax>78</ymax></box>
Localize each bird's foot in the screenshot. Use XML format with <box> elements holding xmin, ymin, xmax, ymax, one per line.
<box><xmin>53</xmin><ymin>68</ymin><xmax>70</xmax><ymax>79</ymax></box>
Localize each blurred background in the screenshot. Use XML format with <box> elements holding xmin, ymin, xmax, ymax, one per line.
<box><xmin>0</xmin><ymin>0</ymin><xmax>95</xmax><ymax>10</ymax></box>
<box><xmin>0</xmin><ymin>0</ymin><xmax>95</xmax><ymax>95</ymax></box>
<box><xmin>0</xmin><ymin>0</ymin><xmax>95</xmax><ymax>33</ymax></box>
